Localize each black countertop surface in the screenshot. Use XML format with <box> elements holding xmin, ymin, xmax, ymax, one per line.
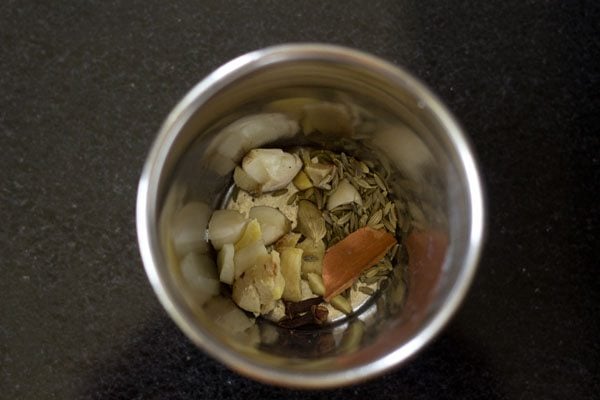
<box><xmin>1</xmin><ymin>1</ymin><xmax>598</xmax><ymax>399</ymax></box>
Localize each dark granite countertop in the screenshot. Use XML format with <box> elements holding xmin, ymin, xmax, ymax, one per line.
<box><xmin>1</xmin><ymin>1</ymin><xmax>598</xmax><ymax>399</ymax></box>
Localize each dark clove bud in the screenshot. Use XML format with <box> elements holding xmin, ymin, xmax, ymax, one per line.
<box><xmin>277</xmin><ymin>313</ymin><xmax>316</xmax><ymax>329</ymax></box>
<box><xmin>277</xmin><ymin>302</ymin><xmax>329</xmax><ymax>329</ymax></box>
<box><xmin>284</xmin><ymin>297</ymin><xmax>323</xmax><ymax>318</ymax></box>
<box><xmin>312</xmin><ymin>305</ymin><xmax>329</xmax><ymax>325</ymax></box>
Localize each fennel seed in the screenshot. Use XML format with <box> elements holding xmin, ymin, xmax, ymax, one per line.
<box><xmin>367</xmin><ymin>209</ymin><xmax>383</xmax><ymax>226</ymax></box>
<box><xmin>359</xmin><ymin>286</ymin><xmax>374</xmax><ymax>295</ymax></box>
<box><xmin>270</xmin><ymin>188</ymin><xmax>288</xmax><ymax>197</ymax></box>
<box><xmin>287</xmin><ymin>192</ymin><xmax>298</xmax><ymax>205</ymax></box>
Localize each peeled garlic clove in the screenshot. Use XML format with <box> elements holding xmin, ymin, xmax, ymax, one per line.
<box><xmin>279</xmin><ymin>247</ymin><xmax>303</xmax><ymax>302</ymax></box>
<box><xmin>233</xmin><ymin>166</ymin><xmax>261</xmax><ymax>194</ymax></box>
<box><xmin>326</xmin><ymin>179</ymin><xmax>363</xmax><ymax>210</ymax></box>
<box><xmin>242</xmin><ymin>149</ymin><xmax>302</xmax><ymax>192</ymax></box>
<box><xmin>171</xmin><ymin>202</ymin><xmax>211</xmax><ymax>257</ymax></box>
<box><xmin>208</xmin><ymin>210</ymin><xmax>248</xmax><ymax>250</ymax></box>
<box><xmin>297</xmin><ymin>200</ymin><xmax>326</xmax><ymax>241</ymax></box>
<box><xmin>262</xmin><ymin>151</ymin><xmax>302</xmax><ymax>182</ymax></box>
<box><xmin>217</xmin><ymin>243</ymin><xmax>235</xmax><ymax>284</ymax></box>
<box><xmin>304</xmin><ymin>162</ymin><xmax>335</xmax><ymax>189</ymax></box>
<box><xmin>248</xmin><ymin>206</ymin><xmax>291</xmax><ymax>245</ymax></box>
<box><xmin>180</xmin><ymin>252</ymin><xmax>221</xmax><ymax>305</ymax></box>
<box><xmin>234</xmin><ymin>241</ymin><xmax>268</xmax><ymax>278</ymax></box>
<box><xmin>203</xmin><ymin>113</ymin><xmax>299</xmax><ymax>175</ymax></box>
<box><xmin>242</xmin><ymin>150</ymin><xmax>271</xmax><ymax>183</ymax></box>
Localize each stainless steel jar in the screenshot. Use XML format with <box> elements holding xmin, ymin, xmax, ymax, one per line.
<box><xmin>136</xmin><ymin>44</ymin><xmax>485</xmax><ymax>388</ymax></box>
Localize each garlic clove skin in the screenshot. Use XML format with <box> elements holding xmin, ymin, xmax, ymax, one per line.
<box><xmin>326</xmin><ymin>179</ymin><xmax>363</xmax><ymax>210</ymax></box>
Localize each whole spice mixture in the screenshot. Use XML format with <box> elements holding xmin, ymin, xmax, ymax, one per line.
<box><xmin>203</xmin><ymin>147</ymin><xmax>405</xmax><ymax>326</ymax></box>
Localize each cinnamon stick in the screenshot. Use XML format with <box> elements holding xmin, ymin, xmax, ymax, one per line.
<box><xmin>322</xmin><ymin>227</ymin><xmax>397</xmax><ymax>301</ymax></box>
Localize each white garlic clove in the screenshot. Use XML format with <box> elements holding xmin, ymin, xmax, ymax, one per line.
<box><xmin>233</xmin><ymin>166</ymin><xmax>261</xmax><ymax>194</ymax></box>
<box><xmin>233</xmin><ymin>241</ymin><xmax>268</xmax><ymax>278</ymax></box>
<box><xmin>241</xmin><ymin>149</ymin><xmax>302</xmax><ymax>192</ymax></box>
<box><xmin>248</xmin><ymin>206</ymin><xmax>291</xmax><ymax>245</ymax></box>
<box><xmin>207</xmin><ymin>209</ymin><xmax>248</xmax><ymax>250</ymax></box>
<box><xmin>326</xmin><ymin>179</ymin><xmax>363</xmax><ymax>210</ymax></box>
<box><xmin>304</xmin><ymin>162</ymin><xmax>336</xmax><ymax>189</ymax></box>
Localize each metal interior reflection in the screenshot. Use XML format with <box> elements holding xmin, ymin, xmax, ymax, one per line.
<box><xmin>158</xmin><ymin>85</ymin><xmax>453</xmax><ymax>364</ymax></box>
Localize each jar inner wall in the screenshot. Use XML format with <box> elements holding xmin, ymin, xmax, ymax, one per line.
<box><xmin>154</xmin><ymin>60</ymin><xmax>471</xmax><ymax>373</ymax></box>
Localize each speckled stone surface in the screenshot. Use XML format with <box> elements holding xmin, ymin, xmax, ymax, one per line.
<box><xmin>1</xmin><ymin>1</ymin><xmax>598</xmax><ymax>399</ymax></box>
